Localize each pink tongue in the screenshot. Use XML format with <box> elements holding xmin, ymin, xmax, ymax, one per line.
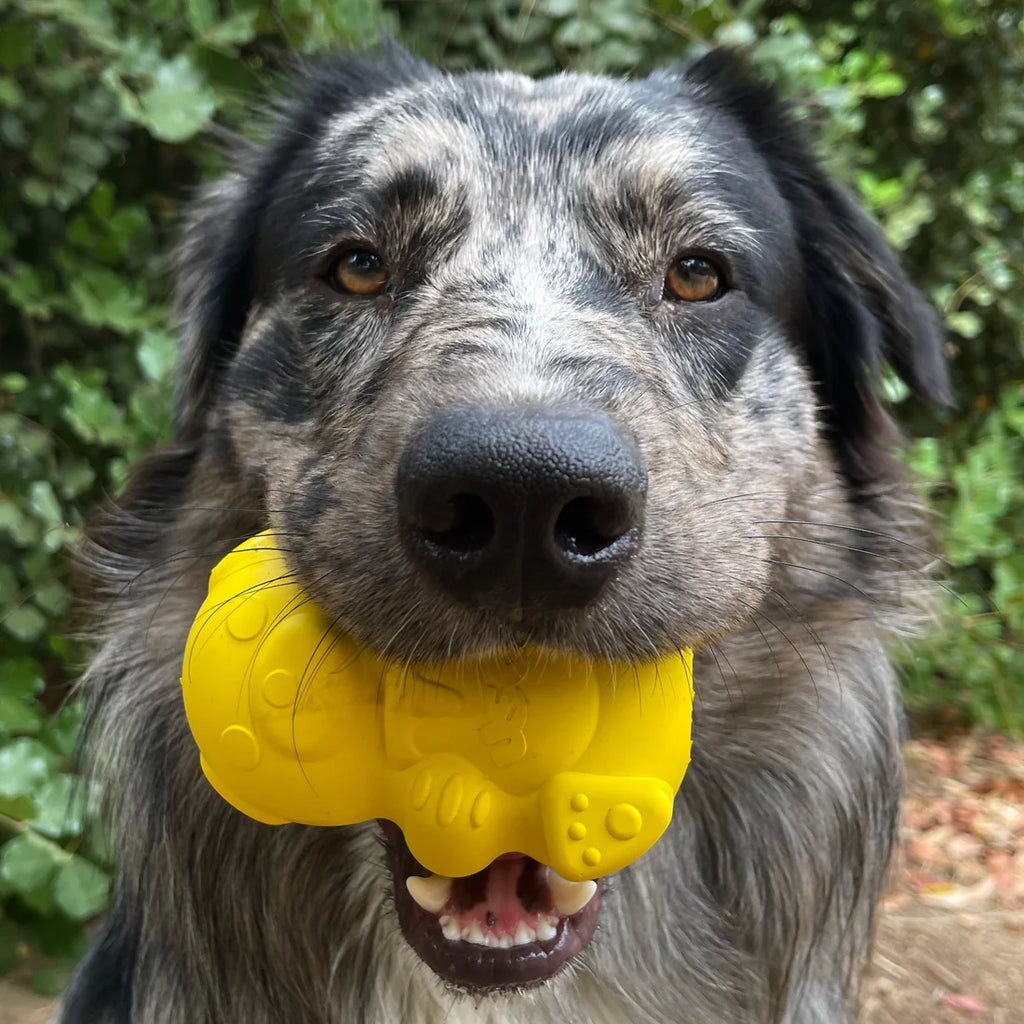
<box><xmin>445</xmin><ymin>857</ymin><xmax>551</xmax><ymax>938</ymax></box>
<box><xmin>484</xmin><ymin>859</ymin><xmax>530</xmax><ymax>932</ymax></box>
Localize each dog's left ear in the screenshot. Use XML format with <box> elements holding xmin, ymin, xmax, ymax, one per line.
<box><xmin>675</xmin><ymin>51</ymin><xmax>952</xmax><ymax>489</ymax></box>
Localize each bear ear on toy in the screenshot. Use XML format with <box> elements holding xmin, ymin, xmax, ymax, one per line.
<box><xmin>180</xmin><ymin>533</ymin><xmax>695</xmax><ymax>881</ymax></box>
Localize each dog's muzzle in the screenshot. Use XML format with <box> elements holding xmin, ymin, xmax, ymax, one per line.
<box><xmin>395</xmin><ymin>405</ymin><xmax>647</xmax><ymax>615</ymax></box>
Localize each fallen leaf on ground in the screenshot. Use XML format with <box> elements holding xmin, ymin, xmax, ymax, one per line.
<box><xmin>918</xmin><ymin>875</ymin><xmax>995</xmax><ymax>908</ymax></box>
<box><xmin>937</xmin><ymin>991</ymin><xmax>987</xmax><ymax>1014</ymax></box>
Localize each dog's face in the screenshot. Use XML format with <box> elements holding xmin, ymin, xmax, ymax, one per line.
<box><xmin>169</xmin><ymin>48</ymin><xmax>948</xmax><ymax>996</ymax></box>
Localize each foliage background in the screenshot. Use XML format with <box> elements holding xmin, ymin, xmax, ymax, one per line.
<box><xmin>1</xmin><ymin>0</ymin><xmax>1022</xmax><ymax>992</ymax></box>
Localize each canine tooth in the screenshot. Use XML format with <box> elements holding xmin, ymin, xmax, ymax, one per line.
<box><xmin>441</xmin><ymin>918</ymin><xmax>460</xmax><ymax>941</ymax></box>
<box><xmin>406</xmin><ymin>874</ymin><xmax>452</xmax><ymax>914</ymax></box>
<box><xmin>464</xmin><ymin>922</ymin><xmax>486</xmax><ymax>945</ymax></box>
<box><xmin>513</xmin><ymin>922</ymin><xmax>535</xmax><ymax>945</ymax></box>
<box><xmin>536</xmin><ymin>917</ymin><xmax>557</xmax><ymax>941</ymax></box>
<box><xmin>547</xmin><ymin>869</ymin><xmax>597</xmax><ymax>916</ymax></box>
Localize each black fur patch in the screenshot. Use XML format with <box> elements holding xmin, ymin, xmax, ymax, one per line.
<box><xmin>227</xmin><ymin>318</ymin><xmax>313</xmax><ymax>424</ymax></box>
<box><xmin>58</xmin><ymin>895</ymin><xmax>136</xmax><ymax>1024</ymax></box>
<box><xmin>351</xmin><ymin>351</ymin><xmax>398</xmax><ymax>409</ymax></box>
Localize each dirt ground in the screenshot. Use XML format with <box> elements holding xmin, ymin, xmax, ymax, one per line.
<box><xmin>3</xmin><ymin>736</ymin><xmax>1021</xmax><ymax>1024</ymax></box>
<box><xmin>863</xmin><ymin>735</ymin><xmax>1024</xmax><ymax>1023</ymax></box>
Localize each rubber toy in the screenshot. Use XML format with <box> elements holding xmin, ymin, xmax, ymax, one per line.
<box><xmin>180</xmin><ymin>532</ymin><xmax>694</xmax><ymax>882</ymax></box>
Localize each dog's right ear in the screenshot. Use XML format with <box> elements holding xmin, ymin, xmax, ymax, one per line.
<box><xmin>172</xmin><ymin>43</ymin><xmax>436</xmax><ymax>442</ymax></box>
<box><xmin>173</xmin><ymin>168</ymin><xmax>260</xmax><ymax>442</ymax></box>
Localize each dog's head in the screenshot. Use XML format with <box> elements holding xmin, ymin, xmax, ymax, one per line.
<box><xmin>169</xmin><ymin>46</ymin><xmax>947</xmax><ymax>992</ymax></box>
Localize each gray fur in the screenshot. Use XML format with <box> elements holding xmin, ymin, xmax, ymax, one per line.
<box><xmin>63</xmin><ymin>48</ymin><xmax>946</xmax><ymax>1024</ymax></box>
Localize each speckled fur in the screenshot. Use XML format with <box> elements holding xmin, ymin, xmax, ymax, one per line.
<box><xmin>61</xmin><ymin>46</ymin><xmax>949</xmax><ymax>1024</ymax></box>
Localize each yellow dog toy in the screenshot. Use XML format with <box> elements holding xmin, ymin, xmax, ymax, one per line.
<box><xmin>180</xmin><ymin>533</ymin><xmax>694</xmax><ymax>881</ymax></box>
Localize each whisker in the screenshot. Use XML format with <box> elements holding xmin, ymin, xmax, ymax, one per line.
<box><xmin>762</xmin><ymin>584</ymin><xmax>839</xmax><ymax>689</ymax></box>
<box><xmin>704</xmin><ymin>641</ymin><xmax>743</xmax><ymax>709</ymax></box>
<box><xmin>753</xmin><ymin>518</ymin><xmax>950</xmax><ymax>567</ymax></box>
<box><xmin>745</xmin><ymin>532</ymin><xmax>966</xmax><ymax>608</ymax></box>
<box><xmin>763</xmin><ymin>558</ymin><xmax>876</xmax><ymax>605</ymax></box>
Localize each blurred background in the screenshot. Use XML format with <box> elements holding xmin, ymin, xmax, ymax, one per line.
<box><xmin>0</xmin><ymin>0</ymin><xmax>1022</xmax><ymax>1017</ymax></box>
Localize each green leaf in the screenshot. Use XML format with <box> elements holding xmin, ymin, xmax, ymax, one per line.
<box><xmin>56</xmin><ymin>461</ymin><xmax>96</xmax><ymax>499</ymax></box>
<box><xmin>136</xmin><ymin>55</ymin><xmax>217</xmax><ymax>143</ymax></box>
<box><xmin>946</xmin><ymin>310</ymin><xmax>983</xmax><ymax>339</ymax></box>
<box><xmin>137</xmin><ymin>330</ymin><xmax>178</xmax><ymax>383</ymax></box>
<box><xmin>0</xmin><ymin>497</ymin><xmax>41</xmax><ymax>545</ymax></box>
<box><xmin>27</xmin><ymin>480</ymin><xmax>63</xmax><ymax>529</ymax></box>
<box><xmin>19</xmin><ymin>881</ymin><xmax>57</xmax><ymax>915</ymax></box>
<box><xmin>0</xmin><ymin>697</ymin><xmax>42</xmax><ymax>735</ymax></box>
<box><xmin>29</xmin><ymin>776</ymin><xmax>84</xmax><ymax>840</ymax></box>
<box><xmin>25</xmin><ymin>914</ymin><xmax>90</xmax><ymax>959</ymax></box>
<box><xmin>0</xmin><ymin>832</ymin><xmax>62</xmax><ymax>894</ymax></box>
<box><xmin>0</xmin><ymin>566</ymin><xmax>17</xmax><ymax>604</ymax></box>
<box><xmin>862</xmin><ymin>71</ymin><xmax>906</xmax><ymax>98</ymax></box>
<box><xmin>0</xmin><ymin>24</ymin><xmax>32</xmax><ymax>72</ymax></box>
<box><xmin>0</xmin><ymin>655</ymin><xmax>46</xmax><ymax>725</ymax></box>
<box><xmin>0</xmin><ymin>263</ymin><xmax>54</xmax><ymax>319</ymax></box>
<box><xmin>537</xmin><ymin>0</ymin><xmax>577</xmax><ymax>16</ymax></box>
<box><xmin>31</xmin><ymin>959</ymin><xmax>78</xmax><ymax>996</ymax></box>
<box><xmin>879</xmin><ymin>370</ymin><xmax>910</xmax><ymax>404</ymax></box>
<box><xmin>554</xmin><ymin>17</ymin><xmax>605</xmax><ymax>48</ymax></box>
<box><xmin>68</xmin><ymin>267</ymin><xmax>149</xmax><ymax>333</ymax></box>
<box><xmin>202</xmin><ymin>10</ymin><xmax>260</xmax><ymax>50</ymax></box>
<box><xmin>53</xmin><ymin>857</ymin><xmax>109</xmax><ymax>921</ymax></box>
<box><xmin>33</xmin><ymin>580</ymin><xmax>69</xmax><ymax>616</ymax></box>
<box><xmin>186</xmin><ymin>0</ymin><xmax>217</xmax><ymax>34</ymax></box>
<box><xmin>0</xmin><ymin>916</ymin><xmax>19</xmax><ymax>974</ymax></box>
<box><xmin>0</xmin><ymin>794</ymin><xmax>35</xmax><ymax>820</ymax></box>
<box><xmin>2</xmin><ymin>605</ymin><xmax>49</xmax><ymax>643</ymax></box>
<box><xmin>0</xmin><ymin>655</ymin><xmax>42</xmax><ymax>704</ymax></box>
<box><xmin>0</xmin><ymin>738</ymin><xmax>59</xmax><ymax>801</ymax></box>
<box><xmin>0</xmin><ymin>76</ymin><xmax>22</xmax><ymax>108</ymax></box>
<box><xmin>40</xmin><ymin>700</ymin><xmax>84</xmax><ymax>760</ymax></box>
<box><xmin>55</xmin><ymin>368</ymin><xmax>129</xmax><ymax>447</ymax></box>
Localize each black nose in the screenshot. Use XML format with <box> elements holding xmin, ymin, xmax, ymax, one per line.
<box><xmin>395</xmin><ymin>406</ymin><xmax>647</xmax><ymax>613</ymax></box>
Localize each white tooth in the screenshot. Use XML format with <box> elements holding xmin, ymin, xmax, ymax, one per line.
<box><xmin>536</xmin><ymin>917</ymin><xmax>557</xmax><ymax>941</ymax></box>
<box><xmin>441</xmin><ymin>918</ymin><xmax>460</xmax><ymax>941</ymax></box>
<box><xmin>497</xmin><ymin>934</ymin><xmax>512</xmax><ymax>948</ymax></box>
<box><xmin>513</xmin><ymin>922</ymin><xmax>536</xmax><ymax>945</ymax></box>
<box><xmin>406</xmin><ymin>874</ymin><xmax>452</xmax><ymax>914</ymax></box>
<box><xmin>464</xmin><ymin>922</ymin><xmax>486</xmax><ymax>945</ymax></box>
<box><xmin>484</xmin><ymin>933</ymin><xmax>500</xmax><ymax>948</ymax></box>
<box><xmin>547</xmin><ymin>869</ymin><xmax>597</xmax><ymax>916</ymax></box>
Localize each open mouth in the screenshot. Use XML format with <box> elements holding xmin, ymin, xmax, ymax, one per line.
<box><xmin>382</xmin><ymin>821</ymin><xmax>603</xmax><ymax>990</ymax></box>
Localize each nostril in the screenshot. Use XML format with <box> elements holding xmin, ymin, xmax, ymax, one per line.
<box><xmin>554</xmin><ymin>496</ymin><xmax>632</xmax><ymax>558</ymax></box>
<box><xmin>420</xmin><ymin>493</ymin><xmax>495</xmax><ymax>554</ymax></box>
<box><xmin>397</xmin><ymin>406</ymin><xmax>647</xmax><ymax>609</ymax></box>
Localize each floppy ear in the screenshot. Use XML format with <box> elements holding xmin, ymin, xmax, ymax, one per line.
<box><xmin>681</xmin><ymin>51</ymin><xmax>952</xmax><ymax>490</ymax></box>
<box><xmin>172</xmin><ymin>43</ymin><xmax>436</xmax><ymax>442</ymax></box>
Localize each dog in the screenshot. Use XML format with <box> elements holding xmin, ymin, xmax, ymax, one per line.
<box><xmin>62</xmin><ymin>44</ymin><xmax>950</xmax><ymax>1024</ymax></box>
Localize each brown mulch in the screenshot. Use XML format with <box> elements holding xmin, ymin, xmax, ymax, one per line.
<box><xmin>864</xmin><ymin>734</ymin><xmax>1024</xmax><ymax>1023</ymax></box>
<box><xmin>894</xmin><ymin>735</ymin><xmax>1024</xmax><ymax>912</ymax></box>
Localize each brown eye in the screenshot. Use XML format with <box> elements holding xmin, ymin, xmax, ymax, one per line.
<box><xmin>665</xmin><ymin>255</ymin><xmax>724</xmax><ymax>302</ymax></box>
<box><xmin>328</xmin><ymin>249</ymin><xmax>389</xmax><ymax>295</ymax></box>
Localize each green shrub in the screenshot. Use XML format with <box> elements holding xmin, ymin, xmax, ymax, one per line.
<box><xmin>0</xmin><ymin>0</ymin><xmax>394</xmax><ymax>987</ymax></box>
<box><xmin>2</xmin><ymin>0</ymin><xmax>1021</xmax><ymax>984</ymax></box>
